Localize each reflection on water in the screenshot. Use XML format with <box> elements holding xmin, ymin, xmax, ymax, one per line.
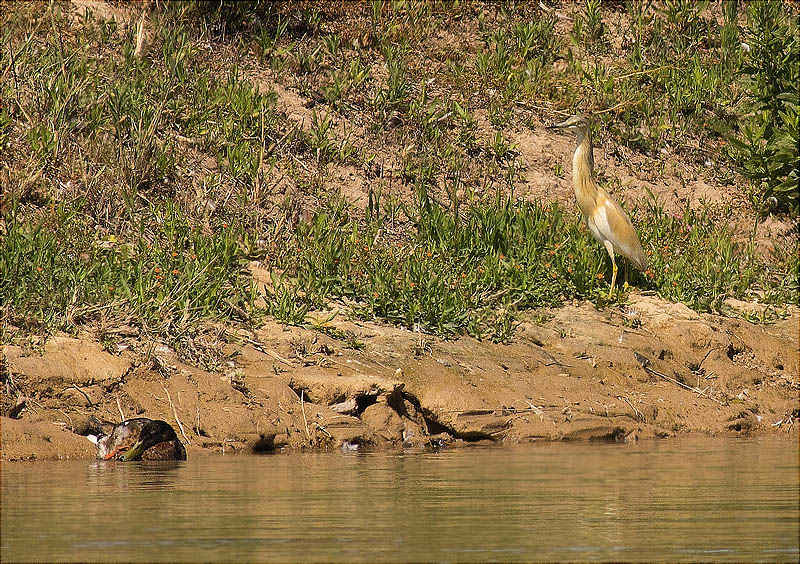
<box><xmin>2</xmin><ymin>437</ymin><xmax>798</xmax><ymax>562</ymax></box>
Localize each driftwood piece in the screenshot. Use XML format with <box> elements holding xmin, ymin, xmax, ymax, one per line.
<box><xmin>329</xmin><ymin>398</ymin><xmax>358</xmax><ymax>415</ymax></box>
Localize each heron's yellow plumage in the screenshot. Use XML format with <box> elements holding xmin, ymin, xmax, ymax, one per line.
<box><xmin>549</xmin><ymin>114</ymin><xmax>647</xmax><ymax>295</ymax></box>
<box><xmin>572</xmin><ymin>136</ymin><xmax>647</xmax><ymax>270</ymax></box>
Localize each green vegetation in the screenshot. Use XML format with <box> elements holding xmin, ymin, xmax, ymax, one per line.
<box><xmin>267</xmin><ymin>190</ymin><xmax>796</xmax><ymax>342</ymax></box>
<box><xmin>1</xmin><ymin>1</ymin><xmax>796</xmax><ymax>356</ymax></box>
<box><xmin>727</xmin><ymin>1</ymin><xmax>799</xmax><ymax>213</ymax></box>
<box><xmin>1</xmin><ymin>200</ymin><xmax>255</xmax><ymax>343</ymax></box>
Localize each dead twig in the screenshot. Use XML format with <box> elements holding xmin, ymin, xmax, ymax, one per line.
<box><xmin>162</xmin><ymin>386</ymin><xmax>191</xmax><ymax>445</ymax></box>
<box><xmin>634</xmin><ymin>351</ymin><xmax>725</xmax><ymax>405</ymax></box>
<box><xmin>539</xmin><ymin>348</ymin><xmax>571</xmax><ymax>368</ymax></box>
<box><xmin>592</xmin><ymin>97</ymin><xmax>645</xmax><ymax>116</ymax></box>
<box><xmin>524</xmin><ymin>400</ymin><xmax>546</xmax><ymax>421</ymax></box>
<box><xmin>697</xmin><ymin>347</ymin><xmax>715</xmax><ymax>370</ymax></box>
<box><xmin>264</xmin><ymin>123</ymin><xmax>297</xmax><ymax>158</ymax></box>
<box><xmin>772</xmin><ymin>411</ymin><xmax>796</xmax><ymax>431</ymax></box>
<box><xmin>300</xmin><ymin>389</ymin><xmax>310</xmax><ymax>441</ymax></box>
<box><xmin>116</xmin><ymin>395</ymin><xmax>126</xmax><ymax>422</ymax></box>
<box><xmin>194</xmin><ymin>391</ymin><xmax>201</xmax><ymax>434</ymax></box>
<box><xmin>436</xmin><ymin>404</ymin><xmax>557</xmax><ymax>416</ymax></box>
<box><xmin>61</xmin><ymin>385</ymin><xmax>94</xmax><ymax>407</ymax></box>
<box><xmin>25</xmin><ymin>396</ymin><xmax>45</xmax><ymax>414</ymax></box>
<box><xmin>246</xmin><ymin>338</ymin><xmax>295</xmax><ymax>366</ymax></box>
<box><xmin>619</xmin><ymin>395</ymin><xmax>645</xmax><ymax>422</ymax></box>
<box><xmin>315</xmin><ymin>423</ymin><xmax>332</xmax><ymax>439</ymax></box>
<box><xmin>55</xmin><ymin>408</ymin><xmax>74</xmax><ymax>431</ymax></box>
<box><xmin>174</xmin><ymin>133</ymin><xmax>203</xmax><ymax>145</ymax></box>
<box><xmin>6</xmin><ymin>37</ymin><xmax>32</xmax><ymax>123</ymax></box>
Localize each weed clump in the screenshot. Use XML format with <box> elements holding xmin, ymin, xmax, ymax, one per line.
<box><xmin>727</xmin><ymin>1</ymin><xmax>799</xmax><ymax>213</ymax></box>
<box><xmin>268</xmin><ymin>191</ymin><xmax>796</xmax><ymax>342</ymax></box>
<box><xmin>1</xmin><ymin>201</ymin><xmax>254</xmax><ymax>338</ymax></box>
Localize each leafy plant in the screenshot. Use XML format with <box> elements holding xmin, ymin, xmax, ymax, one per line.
<box><xmin>728</xmin><ymin>1</ymin><xmax>799</xmax><ymax>213</ymax></box>
<box><xmin>573</xmin><ymin>0</ymin><xmax>605</xmax><ymax>51</ymax></box>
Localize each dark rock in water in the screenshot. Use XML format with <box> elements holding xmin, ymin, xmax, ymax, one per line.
<box><xmin>89</xmin><ymin>418</ymin><xmax>186</xmax><ymax>461</ymax></box>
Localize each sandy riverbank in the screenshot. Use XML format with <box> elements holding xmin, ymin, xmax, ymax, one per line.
<box><xmin>3</xmin><ymin>294</ymin><xmax>797</xmax><ymax>462</ymax></box>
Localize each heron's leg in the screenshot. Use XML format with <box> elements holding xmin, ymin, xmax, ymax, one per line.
<box><xmin>624</xmin><ymin>262</ymin><xmax>629</xmax><ymax>288</ymax></box>
<box><xmin>603</xmin><ymin>240</ymin><xmax>617</xmax><ymax>298</ymax></box>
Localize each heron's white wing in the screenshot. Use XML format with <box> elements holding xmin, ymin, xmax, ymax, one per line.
<box><xmin>590</xmin><ymin>195</ymin><xmax>644</xmax><ymax>265</ymax></box>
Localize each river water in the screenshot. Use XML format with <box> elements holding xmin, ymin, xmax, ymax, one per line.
<box><xmin>2</xmin><ymin>436</ymin><xmax>797</xmax><ymax>562</ymax></box>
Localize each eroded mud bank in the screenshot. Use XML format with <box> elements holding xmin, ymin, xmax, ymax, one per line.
<box><xmin>2</xmin><ymin>295</ymin><xmax>797</xmax><ymax>462</ymax></box>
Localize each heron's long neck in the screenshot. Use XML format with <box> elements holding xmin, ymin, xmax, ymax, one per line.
<box><xmin>572</xmin><ymin>129</ymin><xmax>598</xmax><ymax>210</ymax></box>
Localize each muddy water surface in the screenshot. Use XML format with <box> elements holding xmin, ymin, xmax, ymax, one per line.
<box><xmin>2</xmin><ymin>437</ymin><xmax>797</xmax><ymax>562</ymax></box>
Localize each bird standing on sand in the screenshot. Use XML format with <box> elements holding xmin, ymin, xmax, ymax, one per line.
<box><xmin>547</xmin><ymin>115</ymin><xmax>647</xmax><ymax>296</ymax></box>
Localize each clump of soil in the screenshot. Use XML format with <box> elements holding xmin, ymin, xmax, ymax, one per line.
<box><xmin>3</xmin><ymin>295</ymin><xmax>797</xmax><ymax>461</ymax></box>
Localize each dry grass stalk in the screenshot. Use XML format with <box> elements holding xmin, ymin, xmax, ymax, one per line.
<box><xmin>115</xmin><ymin>395</ymin><xmax>125</xmax><ymax>422</ymax></box>
<box><xmin>134</xmin><ymin>10</ymin><xmax>147</xmax><ymax>59</ymax></box>
<box><xmin>162</xmin><ymin>385</ymin><xmax>191</xmax><ymax>444</ymax></box>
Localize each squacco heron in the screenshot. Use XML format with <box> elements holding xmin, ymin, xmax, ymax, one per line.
<box><xmin>547</xmin><ymin>115</ymin><xmax>647</xmax><ymax>296</ymax></box>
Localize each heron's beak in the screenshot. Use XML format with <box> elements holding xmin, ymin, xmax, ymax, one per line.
<box><xmin>547</xmin><ymin>118</ymin><xmax>571</xmax><ymax>129</ymax></box>
<box><xmin>118</xmin><ymin>440</ymin><xmax>146</xmax><ymax>461</ymax></box>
